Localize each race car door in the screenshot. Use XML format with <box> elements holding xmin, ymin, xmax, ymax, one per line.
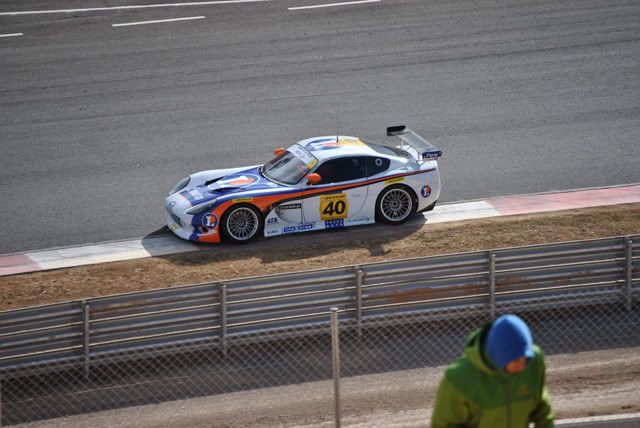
<box><xmin>302</xmin><ymin>156</ymin><xmax>368</xmax><ymax>228</ymax></box>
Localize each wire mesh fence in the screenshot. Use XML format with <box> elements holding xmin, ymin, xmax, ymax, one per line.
<box><xmin>336</xmin><ymin>288</ymin><xmax>640</xmax><ymax>426</ymax></box>
<box><xmin>1</xmin><ymin>325</ymin><xmax>336</xmax><ymax>425</ymax></box>
<box><xmin>3</xmin><ymin>288</ymin><xmax>638</xmax><ymax>426</ymax></box>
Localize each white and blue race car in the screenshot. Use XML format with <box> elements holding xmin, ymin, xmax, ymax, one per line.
<box><xmin>165</xmin><ymin>126</ymin><xmax>441</xmax><ymax>244</ymax></box>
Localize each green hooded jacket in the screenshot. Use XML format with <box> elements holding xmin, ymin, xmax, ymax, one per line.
<box><xmin>431</xmin><ymin>323</ymin><xmax>554</xmax><ymax>428</ymax></box>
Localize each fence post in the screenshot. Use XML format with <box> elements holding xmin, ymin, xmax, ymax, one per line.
<box><xmin>219</xmin><ymin>283</ymin><xmax>228</xmax><ymax>358</ymax></box>
<box><xmin>626</xmin><ymin>238</ymin><xmax>633</xmax><ymax>312</ymax></box>
<box><xmin>0</xmin><ymin>370</ymin><xmax>3</xmax><ymax>427</ymax></box>
<box><xmin>82</xmin><ymin>300</ymin><xmax>91</xmax><ymax>380</ymax></box>
<box><xmin>330</xmin><ymin>307</ymin><xmax>342</xmax><ymax>428</ymax></box>
<box><xmin>354</xmin><ymin>266</ymin><xmax>363</xmax><ymax>337</ymax></box>
<box><xmin>489</xmin><ymin>252</ymin><xmax>496</xmax><ymax>320</ymax></box>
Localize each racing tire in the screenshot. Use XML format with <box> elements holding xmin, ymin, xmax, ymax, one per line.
<box><xmin>220</xmin><ymin>204</ymin><xmax>263</xmax><ymax>244</ymax></box>
<box><xmin>375</xmin><ymin>185</ymin><xmax>417</xmax><ymax>225</ymax></box>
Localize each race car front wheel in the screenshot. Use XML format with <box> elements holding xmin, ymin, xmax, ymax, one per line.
<box><xmin>375</xmin><ymin>185</ymin><xmax>416</xmax><ymax>225</ymax></box>
<box><xmin>221</xmin><ymin>204</ymin><xmax>263</xmax><ymax>244</ymax></box>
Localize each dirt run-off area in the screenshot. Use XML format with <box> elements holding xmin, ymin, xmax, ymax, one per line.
<box><xmin>1</xmin><ymin>203</ymin><xmax>639</xmax><ymax>312</ymax></box>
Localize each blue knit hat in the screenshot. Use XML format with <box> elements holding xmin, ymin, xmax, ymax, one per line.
<box><xmin>485</xmin><ymin>315</ymin><xmax>534</xmax><ymax>369</ymax></box>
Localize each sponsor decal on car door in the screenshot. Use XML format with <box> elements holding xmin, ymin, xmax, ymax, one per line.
<box><xmin>276</xmin><ymin>199</ymin><xmax>303</xmax><ymax>224</ymax></box>
<box><xmin>303</xmin><ymin>187</ymin><xmax>368</xmax><ymax>225</ymax></box>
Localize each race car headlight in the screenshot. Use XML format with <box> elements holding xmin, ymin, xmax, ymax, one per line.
<box><xmin>168</xmin><ymin>177</ymin><xmax>190</xmax><ymax>196</ymax></box>
<box><xmin>187</xmin><ymin>199</ymin><xmax>218</xmax><ymax>215</ymax></box>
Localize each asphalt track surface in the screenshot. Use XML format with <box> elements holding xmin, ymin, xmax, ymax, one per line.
<box><xmin>1</xmin><ymin>0</ymin><xmax>640</xmax><ymax>254</ymax></box>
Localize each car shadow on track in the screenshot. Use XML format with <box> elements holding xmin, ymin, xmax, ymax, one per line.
<box><xmin>141</xmin><ymin>215</ymin><xmax>426</xmax><ymax>266</ymax></box>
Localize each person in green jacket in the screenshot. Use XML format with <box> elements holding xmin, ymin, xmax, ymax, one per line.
<box><xmin>431</xmin><ymin>314</ymin><xmax>555</xmax><ymax>428</ymax></box>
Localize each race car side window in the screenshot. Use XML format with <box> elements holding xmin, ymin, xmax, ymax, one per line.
<box><xmin>314</xmin><ymin>157</ymin><xmax>367</xmax><ymax>185</ymax></box>
<box><xmin>365</xmin><ymin>142</ymin><xmax>412</xmax><ymax>159</ymax></box>
<box><xmin>365</xmin><ymin>157</ymin><xmax>390</xmax><ymax>177</ymax></box>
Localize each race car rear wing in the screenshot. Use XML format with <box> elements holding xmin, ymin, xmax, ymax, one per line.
<box><xmin>386</xmin><ymin>125</ymin><xmax>442</xmax><ymax>161</ymax></box>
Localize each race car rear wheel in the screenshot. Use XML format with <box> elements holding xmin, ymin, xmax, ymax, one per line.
<box><xmin>221</xmin><ymin>204</ymin><xmax>263</xmax><ymax>244</ymax></box>
<box><xmin>375</xmin><ymin>185</ymin><xmax>416</xmax><ymax>225</ymax></box>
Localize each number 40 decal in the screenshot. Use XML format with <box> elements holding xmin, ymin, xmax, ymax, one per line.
<box><xmin>323</xmin><ymin>200</ymin><xmax>346</xmax><ymax>216</ymax></box>
<box><xmin>320</xmin><ymin>193</ymin><xmax>349</xmax><ymax>220</ymax></box>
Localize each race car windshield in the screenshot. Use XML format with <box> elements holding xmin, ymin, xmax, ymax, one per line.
<box><xmin>261</xmin><ymin>150</ymin><xmax>314</xmax><ymax>185</ymax></box>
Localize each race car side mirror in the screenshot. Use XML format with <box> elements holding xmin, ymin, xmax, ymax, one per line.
<box><xmin>307</xmin><ymin>173</ymin><xmax>321</xmax><ymax>185</ymax></box>
<box><xmin>273</xmin><ymin>147</ymin><xmax>285</xmax><ymax>156</ymax></box>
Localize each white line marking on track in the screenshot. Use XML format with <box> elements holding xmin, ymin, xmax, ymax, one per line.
<box><xmin>0</xmin><ymin>33</ymin><xmax>23</xmax><ymax>37</ymax></box>
<box><xmin>288</xmin><ymin>0</ymin><xmax>379</xmax><ymax>11</ymax></box>
<box><xmin>112</xmin><ymin>15</ymin><xmax>205</xmax><ymax>27</ymax></box>
<box><xmin>0</xmin><ymin>0</ymin><xmax>266</xmax><ymax>16</ymax></box>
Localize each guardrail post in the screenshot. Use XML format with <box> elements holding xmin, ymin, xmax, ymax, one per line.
<box><xmin>330</xmin><ymin>307</ymin><xmax>342</xmax><ymax>428</ymax></box>
<box><xmin>354</xmin><ymin>266</ymin><xmax>363</xmax><ymax>337</ymax></box>
<box><xmin>489</xmin><ymin>252</ymin><xmax>496</xmax><ymax>320</ymax></box>
<box><xmin>219</xmin><ymin>283</ymin><xmax>228</xmax><ymax>358</ymax></box>
<box><xmin>625</xmin><ymin>238</ymin><xmax>633</xmax><ymax>312</ymax></box>
<box><xmin>82</xmin><ymin>300</ymin><xmax>91</xmax><ymax>380</ymax></box>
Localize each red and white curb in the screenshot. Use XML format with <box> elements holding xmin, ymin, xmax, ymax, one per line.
<box><xmin>1</xmin><ymin>184</ymin><xmax>639</xmax><ymax>277</ymax></box>
<box><xmin>428</xmin><ymin>183</ymin><xmax>640</xmax><ymax>222</ymax></box>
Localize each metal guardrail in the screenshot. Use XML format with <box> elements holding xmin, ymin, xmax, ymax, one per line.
<box><xmin>1</xmin><ymin>234</ymin><xmax>638</xmax><ymax>378</ymax></box>
<box><xmin>558</xmin><ymin>415</ymin><xmax>640</xmax><ymax>427</ymax></box>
